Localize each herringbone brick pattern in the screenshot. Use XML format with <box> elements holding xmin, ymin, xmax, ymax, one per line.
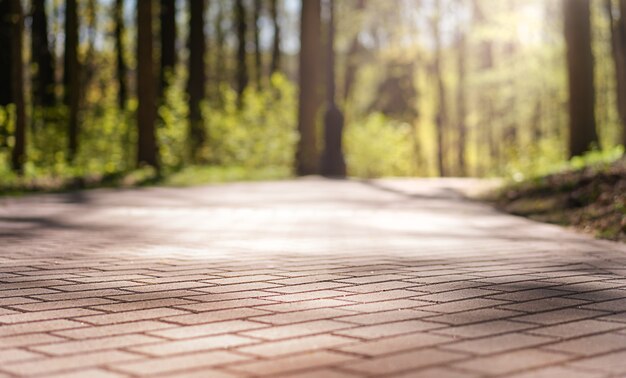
<box><xmin>0</xmin><ymin>178</ymin><xmax>625</xmax><ymax>377</ymax></box>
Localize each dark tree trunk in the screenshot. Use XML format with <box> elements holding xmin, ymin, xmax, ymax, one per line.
<box><xmin>295</xmin><ymin>0</ymin><xmax>321</xmax><ymax>175</ymax></box>
<box><xmin>253</xmin><ymin>0</ymin><xmax>262</xmax><ymax>88</ymax></box>
<box><xmin>31</xmin><ymin>0</ymin><xmax>55</xmax><ymax>106</ymax></box>
<box><xmin>114</xmin><ymin>0</ymin><xmax>127</xmax><ymax>109</ymax></box>
<box><xmin>270</xmin><ymin>0</ymin><xmax>281</xmax><ymax>75</ymax></box>
<box><xmin>137</xmin><ymin>0</ymin><xmax>159</xmax><ymax>168</ymax></box>
<box><xmin>0</xmin><ymin>0</ymin><xmax>12</xmax><ymax>106</ymax></box>
<box><xmin>187</xmin><ymin>0</ymin><xmax>207</xmax><ymax>162</ymax></box>
<box><xmin>160</xmin><ymin>0</ymin><xmax>176</xmax><ymax>95</ymax></box>
<box><xmin>9</xmin><ymin>0</ymin><xmax>25</xmax><ymax>173</ymax></box>
<box><xmin>456</xmin><ymin>27</ymin><xmax>467</xmax><ymax>177</ymax></box>
<box><xmin>235</xmin><ymin>0</ymin><xmax>248</xmax><ymax>106</ymax></box>
<box><xmin>320</xmin><ymin>0</ymin><xmax>346</xmax><ymax>177</ymax></box>
<box><xmin>64</xmin><ymin>0</ymin><xmax>80</xmax><ymax>161</ymax></box>
<box><xmin>564</xmin><ymin>0</ymin><xmax>598</xmax><ymax>158</ymax></box>
<box><xmin>432</xmin><ymin>2</ymin><xmax>447</xmax><ymax>177</ymax></box>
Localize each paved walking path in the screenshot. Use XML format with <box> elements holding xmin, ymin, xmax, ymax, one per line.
<box><xmin>0</xmin><ymin>178</ymin><xmax>625</xmax><ymax>377</ymax></box>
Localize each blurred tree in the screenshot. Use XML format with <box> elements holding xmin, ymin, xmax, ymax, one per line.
<box><xmin>342</xmin><ymin>0</ymin><xmax>365</xmax><ymax>105</ymax></box>
<box><xmin>455</xmin><ymin>7</ymin><xmax>467</xmax><ymax>177</ymax></box>
<box><xmin>0</xmin><ymin>0</ymin><xmax>12</xmax><ymax>106</ymax></box>
<box><xmin>270</xmin><ymin>0</ymin><xmax>281</xmax><ymax>75</ymax></box>
<box><xmin>606</xmin><ymin>0</ymin><xmax>626</xmax><ymax>149</ymax></box>
<box><xmin>64</xmin><ymin>0</ymin><xmax>80</xmax><ymax>161</ymax></box>
<box><xmin>30</xmin><ymin>0</ymin><xmax>55</xmax><ymax>106</ymax></box>
<box><xmin>9</xmin><ymin>0</ymin><xmax>25</xmax><ymax>173</ymax></box>
<box><xmin>321</xmin><ymin>0</ymin><xmax>346</xmax><ymax>177</ymax></box>
<box><xmin>296</xmin><ymin>0</ymin><xmax>321</xmax><ymax>175</ymax></box>
<box><xmin>114</xmin><ymin>0</ymin><xmax>128</xmax><ymax>109</ymax></box>
<box><xmin>187</xmin><ymin>0</ymin><xmax>207</xmax><ymax>161</ymax></box>
<box><xmin>236</xmin><ymin>0</ymin><xmax>248</xmax><ymax>106</ymax></box>
<box><xmin>564</xmin><ymin>0</ymin><xmax>598</xmax><ymax>158</ymax></box>
<box><xmin>253</xmin><ymin>0</ymin><xmax>263</xmax><ymax>88</ymax></box>
<box><xmin>137</xmin><ymin>0</ymin><xmax>159</xmax><ymax>168</ymax></box>
<box><xmin>160</xmin><ymin>0</ymin><xmax>176</xmax><ymax>95</ymax></box>
<box><xmin>213</xmin><ymin>0</ymin><xmax>226</xmax><ymax>100</ymax></box>
<box><xmin>432</xmin><ymin>0</ymin><xmax>447</xmax><ymax>177</ymax></box>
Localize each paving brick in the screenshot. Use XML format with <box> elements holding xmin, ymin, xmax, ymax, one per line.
<box><xmin>129</xmin><ymin>334</ymin><xmax>256</xmax><ymax>356</ymax></box>
<box><xmin>513</xmin><ymin>308</ymin><xmax>606</xmax><ymax>325</ymax></box>
<box><xmin>111</xmin><ymin>351</ymin><xmax>248</xmax><ymax>376</ymax></box>
<box><xmin>543</xmin><ymin>332</ymin><xmax>626</xmax><ymax>356</ymax></box>
<box><xmin>569</xmin><ymin>350</ymin><xmax>626</xmax><ymax>374</ymax></box>
<box><xmin>54</xmin><ymin>320</ymin><xmax>173</xmax><ymax>339</ymax></box>
<box><xmin>454</xmin><ymin>349</ymin><xmax>571</xmax><ymax>375</ymax></box>
<box><xmin>241</xmin><ymin>320</ymin><xmax>352</xmax><ymax>340</ymax></box>
<box><xmin>76</xmin><ymin>308</ymin><xmax>188</xmax><ymax>325</ymax></box>
<box><xmin>432</xmin><ymin>320</ymin><xmax>536</xmax><ymax>339</ymax></box>
<box><xmin>443</xmin><ymin>333</ymin><xmax>554</xmax><ymax>355</ymax></box>
<box><xmin>1</xmin><ymin>350</ymin><xmax>140</xmax><ymax>376</ymax></box>
<box><xmin>526</xmin><ymin>319</ymin><xmax>625</xmax><ymax>338</ymax></box>
<box><xmin>149</xmin><ymin>320</ymin><xmax>266</xmax><ymax>339</ymax></box>
<box><xmin>0</xmin><ymin>308</ymin><xmax>101</xmax><ymax>324</ymax></box>
<box><xmin>31</xmin><ymin>334</ymin><xmax>162</xmax><ymax>355</ymax></box>
<box><xmin>425</xmin><ymin>308</ymin><xmax>522</xmax><ymax>325</ymax></box>
<box><xmin>342</xmin><ymin>348</ymin><xmax>467</xmax><ymax>375</ymax></box>
<box><xmin>10</xmin><ymin>297</ymin><xmax>115</xmax><ymax>312</ymax></box>
<box><xmin>237</xmin><ymin>334</ymin><xmax>353</xmax><ymax>357</ymax></box>
<box><xmin>334</xmin><ymin>320</ymin><xmax>441</xmax><ymax>339</ymax></box>
<box><xmin>164</xmin><ymin>308</ymin><xmax>269</xmax><ymax>325</ymax></box>
<box><xmin>227</xmin><ymin>351</ymin><xmax>355</xmax><ymax>376</ymax></box>
<box><xmin>337</xmin><ymin>332</ymin><xmax>451</xmax><ymax>356</ymax></box>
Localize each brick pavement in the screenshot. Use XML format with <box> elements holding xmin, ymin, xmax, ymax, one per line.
<box><xmin>0</xmin><ymin>178</ymin><xmax>625</xmax><ymax>377</ymax></box>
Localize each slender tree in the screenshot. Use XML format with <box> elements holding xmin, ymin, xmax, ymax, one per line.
<box><xmin>253</xmin><ymin>0</ymin><xmax>263</xmax><ymax>88</ymax></box>
<box><xmin>31</xmin><ymin>0</ymin><xmax>55</xmax><ymax>106</ymax></box>
<box><xmin>606</xmin><ymin>0</ymin><xmax>626</xmax><ymax>148</ymax></box>
<box><xmin>295</xmin><ymin>0</ymin><xmax>321</xmax><ymax>175</ymax></box>
<box><xmin>114</xmin><ymin>0</ymin><xmax>127</xmax><ymax>109</ymax></box>
<box><xmin>137</xmin><ymin>0</ymin><xmax>159</xmax><ymax>168</ymax></box>
<box><xmin>235</xmin><ymin>0</ymin><xmax>248</xmax><ymax>106</ymax></box>
<box><xmin>187</xmin><ymin>0</ymin><xmax>207</xmax><ymax>161</ymax></box>
<box><xmin>432</xmin><ymin>1</ymin><xmax>447</xmax><ymax>177</ymax></box>
<box><xmin>456</xmin><ymin>16</ymin><xmax>467</xmax><ymax>177</ymax></box>
<box><xmin>64</xmin><ymin>0</ymin><xmax>80</xmax><ymax>161</ymax></box>
<box><xmin>214</xmin><ymin>0</ymin><xmax>226</xmax><ymax>99</ymax></box>
<box><xmin>160</xmin><ymin>0</ymin><xmax>176</xmax><ymax>95</ymax></box>
<box><xmin>270</xmin><ymin>0</ymin><xmax>281</xmax><ymax>75</ymax></box>
<box><xmin>342</xmin><ymin>0</ymin><xmax>365</xmax><ymax>104</ymax></box>
<box><xmin>564</xmin><ymin>0</ymin><xmax>598</xmax><ymax>158</ymax></box>
<box><xmin>9</xmin><ymin>0</ymin><xmax>25</xmax><ymax>173</ymax></box>
<box><xmin>320</xmin><ymin>0</ymin><xmax>346</xmax><ymax>177</ymax></box>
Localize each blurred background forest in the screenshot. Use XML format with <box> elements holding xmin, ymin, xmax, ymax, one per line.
<box><xmin>1</xmin><ymin>0</ymin><xmax>625</xmax><ymax>191</ymax></box>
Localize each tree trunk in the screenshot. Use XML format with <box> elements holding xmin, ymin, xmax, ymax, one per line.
<box><xmin>253</xmin><ymin>0</ymin><xmax>262</xmax><ymax>88</ymax></box>
<box><xmin>295</xmin><ymin>0</ymin><xmax>321</xmax><ymax>175</ymax></box>
<box><xmin>432</xmin><ymin>2</ymin><xmax>447</xmax><ymax>177</ymax></box>
<box><xmin>0</xmin><ymin>0</ymin><xmax>12</xmax><ymax>106</ymax></box>
<box><xmin>31</xmin><ymin>0</ymin><xmax>55</xmax><ymax>106</ymax></box>
<box><xmin>607</xmin><ymin>0</ymin><xmax>626</xmax><ymax>148</ymax></box>
<box><xmin>564</xmin><ymin>0</ymin><xmax>598</xmax><ymax>158</ymax></box>
<box><xmin>342</xmin><ymin>0</ymin><xmax>365</xmax><ymax>105</ymax></box>
<box><xmin>270</xmin><ymin>0</ymin><xmax>281</xmax><ymax>75</ymax></box>
<box><xmin>137</xmin><ymin>0</ymin><xmax>159</xmax><ymax>168</ymax></box>
<box><xmin>160</xmin><ymin>0</ymin><xmax>176</xmax><ymax>95</ymax></box>
<box><xmin>187</xmin><ymin>0</ymin><xmax>206</xmax><ymax>162</ymax></box>
<box><xmin>456</xmin><ymin>26</ymin><xmax>467</xmax><ymax>177</ymax></box>
<box><xmin>9</xmin><ymin>0</ymin><xmax>25</xmax><ymax>173</ymax></box>
<box><xmin>235</xmin><ymin>0</ymin><xmax>248</xmax><ymax>106</ymax></box>
<box><xmin>64</xmin><ymin>0</ymin><xmax>80</xmax><ymax>161</ymax></box>
<box><xmin>321</xmin><ymin>0</ymin><xmax>346</xmax><ymax>177</ymax></box>
<box><xmin>114</xmin><ymin>0</ymin><xmax>127</xmax><ymax>109</ymax></box>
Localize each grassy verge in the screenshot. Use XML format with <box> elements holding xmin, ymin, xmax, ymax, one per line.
<box><xmin>0</xmin><ymin>165</ymin><xmax>292</xmax><ymax>197</ymax></box>
<box><xmin>495</xmin><ymin>153</ymin><xmax>626</xmax><ymax>242</ymax></box>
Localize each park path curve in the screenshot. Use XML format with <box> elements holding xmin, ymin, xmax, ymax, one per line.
<box><xmin>0</xmin><ymin>178</ymin><xmax>625</xmax><ymax>377</ymax></box>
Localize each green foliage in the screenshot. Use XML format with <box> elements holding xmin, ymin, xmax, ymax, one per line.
<box><xmin>345</xmin><ymin>113</ymin><xmax>416</xmax><ymax>178</ymax></box>
<box><xmin>202</xmin><ymin>74</ymin><xmax>298</xmax><ymax>171</ymax></box>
